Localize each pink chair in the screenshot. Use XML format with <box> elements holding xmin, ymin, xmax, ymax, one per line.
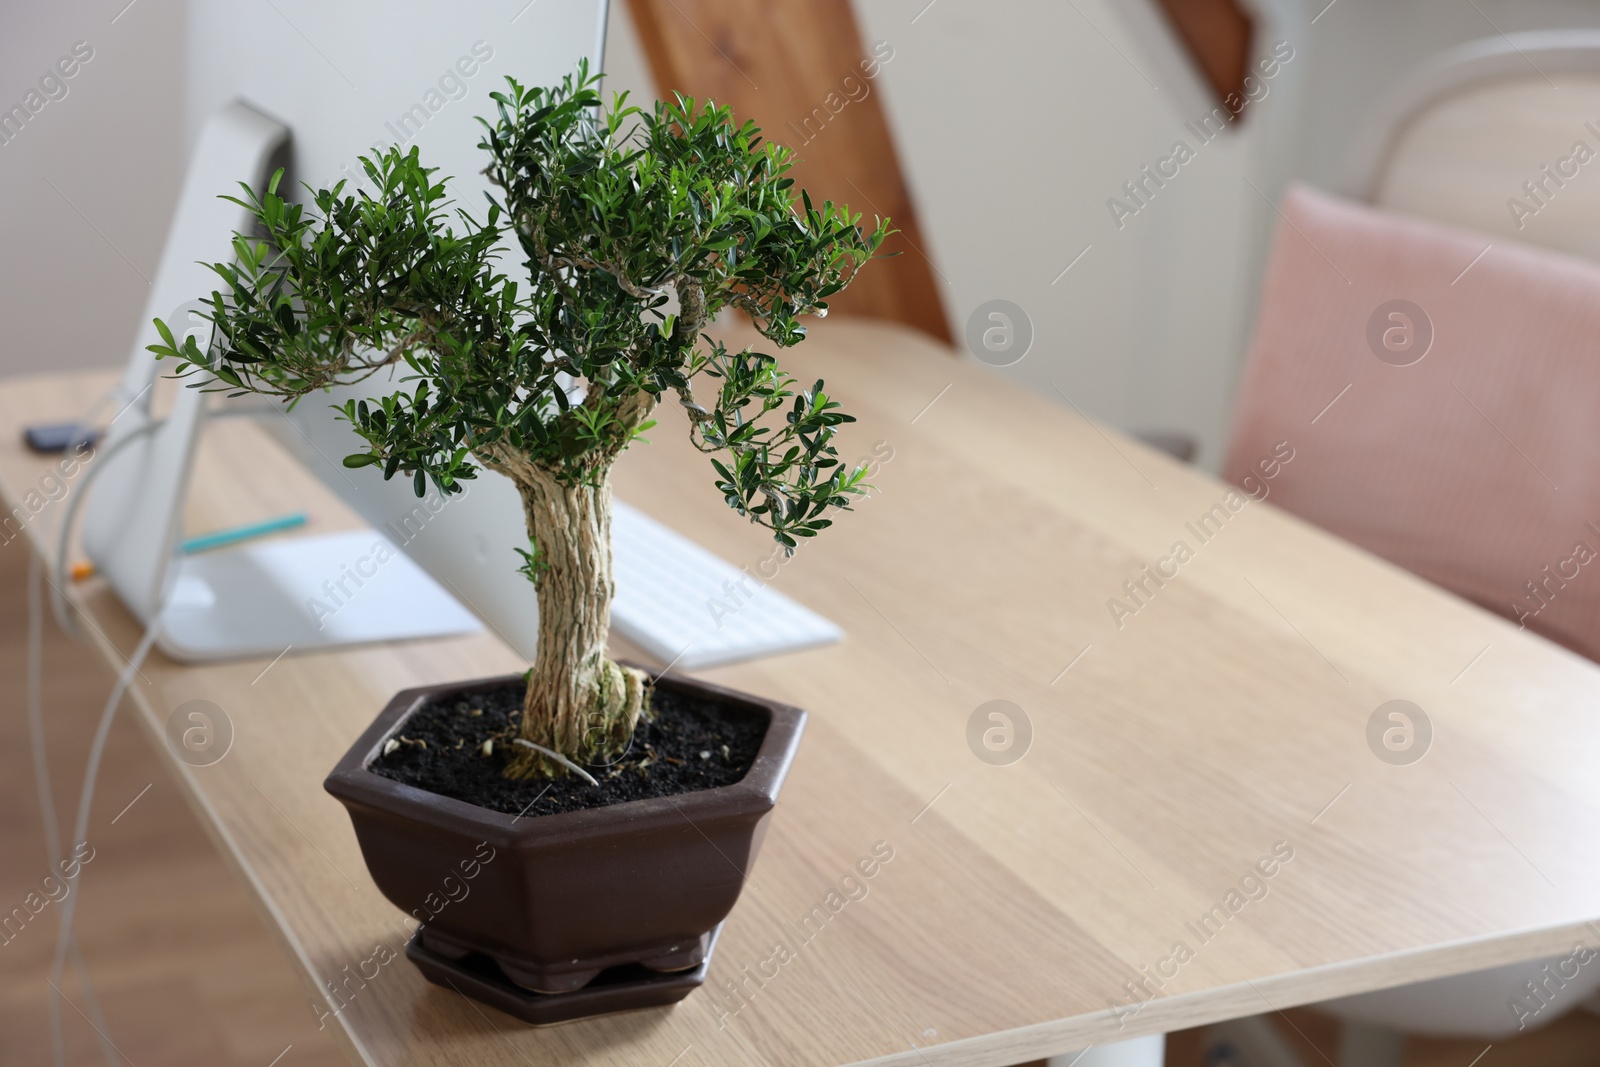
<box><xmin>1225</xmin><ymin>182</ymin><xmax>1600</xmax><ymax>665</ymax></box>
<box><xmin>1223</xmin><ymin>183</ymin><xmax>1600</xmax><ymax>1063</ymax></box>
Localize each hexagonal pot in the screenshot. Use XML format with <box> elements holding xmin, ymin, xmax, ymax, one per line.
<box><xmin>323</xmin><ymin>668</ymin><xmax>805</xmax><ymax>1017</ymax></box>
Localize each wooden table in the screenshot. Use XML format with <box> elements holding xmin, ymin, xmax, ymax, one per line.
<box><xmin>4</xmin><ymin>317</ymin><xmax>1599</xmax><ymax>1067</ymax></box>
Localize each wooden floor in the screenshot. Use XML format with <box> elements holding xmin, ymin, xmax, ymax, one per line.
<box><xmin>0</xmin><ymin>545</ymin><xmax>348</xmax><ymax>1066</ymax></box>
<box><xmin>4</xmin><ymin>541</ymin><xmax>1600</xmax><ymax>1067</ymax></box>
<box><xmin>1160</xmin><ymin>1005</ymin><xmax>1600</xmax><ymax>1065</ymax></box>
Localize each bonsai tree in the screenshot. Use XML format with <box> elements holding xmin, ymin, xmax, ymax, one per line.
<box><xmin>153</xmin><ymin>63</ymin><xmax>888</xmax><ymax>780</ymax></box>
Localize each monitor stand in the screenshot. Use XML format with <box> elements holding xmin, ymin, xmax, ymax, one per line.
<box><xmin>80</xmin><ymin>100</ymin><xmax>480</xmax><ymax>663</ymax></box>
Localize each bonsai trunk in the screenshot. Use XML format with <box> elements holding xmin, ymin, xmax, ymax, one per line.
<box><xmin>507</xmin><ymin>468</ymin><xmax>648</xmax><ymax>779</ymax></box>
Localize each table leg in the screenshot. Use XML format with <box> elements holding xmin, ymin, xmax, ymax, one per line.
<box><xmin>1336</xmin><ymin>1020</ymin><xmax>1404</xmax><ymax>1067</ymax></box>
<box><xmin>1045</xmin><ymin>1031</ymin><xmax>1166</xmax><ymax>1065</ymax></box>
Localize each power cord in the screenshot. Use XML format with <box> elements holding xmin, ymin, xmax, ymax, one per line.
<box><xmin>26</xmin><ymin>387</ymin><xmax>128</xmax><ymax>1067</ymax></box>
<box><xmin>33</xmin><ymin>397</ymin><xmax>169</xmax><ymax>1067</ymax></box>
<box><xmin>28</xmin><ymin>553</ymin><xmax>120</xmax><ymax>1067</ymax></box>
<box><xmin>49</xmin><ymin>411</ymin><xmax>165</xmax><ymax>641</ymax></box>
<box><xmin>34</xmin><ymin>390</ymin><xmax>276</xmax><ymax>1066</ymax></box>
<box><xmin>45</xmin><ymin>401</ymin><xmax>270</xmax><ymax>639</ymax></box>
<box><xmin>46</xmin><ymin>606</ymin><xmax>164</xmax><ymax>1067</ymax></box>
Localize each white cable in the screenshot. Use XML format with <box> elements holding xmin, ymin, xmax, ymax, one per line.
<box><xmin>33</xmin><ymin>571</ymin><xmax>122</xmax><ymax>1067</ymax></box>
<box><xmin>27</xmin><ymin>550</ymin><xmax>62</xmax><ymax>864</ymax></box>
<box><xmin>37</xmin><ymin>390</ymin><xmax>270</xmax><ymax>1063</ymax></box>
<box><xmin>36</xmin><ymin>404</ymin><xmax>165</xmax><ymax>1066</ymax></box>
<box><xmin>48</xmin><ymin>418</ymin><xmax>164</xmax><ymax>641</ymax></box>
<box><xmin>30</xmin><ymin>441</ymin><xmax>120</xmax><ymax>1067</ymax></box>
<box><xmin>46</xmin><ymin>402</ymin><xmax>270</xmax><ymax>641</ymax></box>
<box><xmin>69</xmin><ymin>944</ymin><xmax>119</xmax><ymax>1067</ymax></box>
<box><xmin>47</xmin><ymin>609</ymin><xmax>164</xmax><ymax>1067</ymax></box>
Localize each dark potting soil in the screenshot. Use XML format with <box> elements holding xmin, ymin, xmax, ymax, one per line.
<box><xmin>367</xmin><ymin>678</ymin><xmax>768</xmax><ymax>817</ymax></box>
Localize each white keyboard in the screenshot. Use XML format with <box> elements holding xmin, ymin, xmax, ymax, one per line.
<box><xmin>611</xmin><ymin>502</ymin><xmax>843</xmax><ymax>669</ymax></box>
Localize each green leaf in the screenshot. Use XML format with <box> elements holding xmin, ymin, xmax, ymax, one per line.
<box><xmin>157</xmin><ymin>58</ymin><xmax>885</xmax><ymax>629</ymax></box>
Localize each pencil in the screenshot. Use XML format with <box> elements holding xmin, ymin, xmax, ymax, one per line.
<box><xmin>70</xmin><ymin>512</ymin><xmax>309</xmax><ymax>581</ymax></box>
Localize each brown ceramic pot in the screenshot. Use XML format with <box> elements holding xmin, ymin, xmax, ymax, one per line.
<box><xmin>324</xmin><ymin>668</ymin><xmax>805</xmax><ymax>1008</ymax></box>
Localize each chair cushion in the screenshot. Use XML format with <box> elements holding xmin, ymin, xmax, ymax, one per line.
<box><xmin>1224</xmin><ymin>184</ymin><xmax>1600</xmax><ymax>662</ymax></box>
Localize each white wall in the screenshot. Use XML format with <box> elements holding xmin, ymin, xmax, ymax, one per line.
<box><xmin>843</xmin><ymin>0</ymin><xmax>1293</xmax><ymax>468</ymax></box>
<box><xmin>12</xmin><ymin>0</ymin><xmax>1600</xmax><ymax>467</ymax></box>
<box><xmin>605</xmin><ymin>0</ymin><xmax>1600</xmax><ymax>468</ymax></box>
<box><xmin>0</xmin><ymin>0</ymin><xmax>185</xmax><ymax>378</ymax></box>
<box><xmin>850</xmin><ymin>0</ymin><xmax>1600</xmax><ymax>467</ymax></box>
<box><xmin>599</xmin><ymin>0</ymin><xmax>1303</xmax><ymax>467</ymax></box>
<box><xmin>1294</xmin><ymin>0</ymin><xmax>1600</xmax><ymax>192</ymax></box>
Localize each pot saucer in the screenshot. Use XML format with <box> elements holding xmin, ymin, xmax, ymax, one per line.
<box><xmin>406</xmin><ymin>923</ymin><xmax>723</xmax><ymax>1025</ymax></box>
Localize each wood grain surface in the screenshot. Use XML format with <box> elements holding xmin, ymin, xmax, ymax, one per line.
<box><xmin>624</xmin><ymin>0</ymin><xmax>953</xmax><ymax>344</ymax></box>
<box><xmin>2</xmin><ymin>317</ymin><xmax>1599</xmax><ymax>1066</ymax></box>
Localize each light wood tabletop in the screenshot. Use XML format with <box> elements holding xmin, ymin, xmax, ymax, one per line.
<box><xmin>4</xmin><ymin>317</ymin><xmax>1600</xmax><ymax>1067</ymax></box>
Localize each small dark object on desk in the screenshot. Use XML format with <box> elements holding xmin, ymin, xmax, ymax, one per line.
<box><xmin>24</xmin><ymin>422</ymin><xmax>101</xmax><ymax>454</ymax></box>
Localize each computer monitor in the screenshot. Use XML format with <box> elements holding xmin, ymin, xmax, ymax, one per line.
<box><xmin>182</xmin><ymin>0</ymin><xmax>612</xmax><ymax>661</ymax></box>
<box><xmin>178</xmin><ymin>0</ymin><xmax>844</xmax><ymax>669</ymax></box>
<box><xmin>186</xmin><ymin>0</ymin><xmax>610</xmax><ymax>206</ymax></box>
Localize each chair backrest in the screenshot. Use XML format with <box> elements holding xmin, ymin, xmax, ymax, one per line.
<box><xmin>1224</xmin><ymin>184</ymin><xmax>1600</xmax><ymax>662</ymax></box>
<box><xmin>1346</xmin><ymin>30</ymin><xmax>1600</xmax><ymax>261</ymax></box>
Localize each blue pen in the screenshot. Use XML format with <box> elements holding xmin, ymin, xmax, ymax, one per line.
<box><xmin>181</xmin><ymin>512</ymin><xmax>309</xmax><ymax>553</ymax></box>
<box><xmin>71</xmin><ymin>512</ymin><xmax>309</xmax><ymax>580</ymax></box>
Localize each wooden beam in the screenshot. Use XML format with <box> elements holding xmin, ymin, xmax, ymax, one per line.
<box><xmin>1150</xmin><ymin>0</ymin><xmax>1255</xmax><ymax>116</ymax></box>
<box><xmin>623</xmin><ymin>0</ymin><xmax>953</xmax><ymax>344</ymax></box>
